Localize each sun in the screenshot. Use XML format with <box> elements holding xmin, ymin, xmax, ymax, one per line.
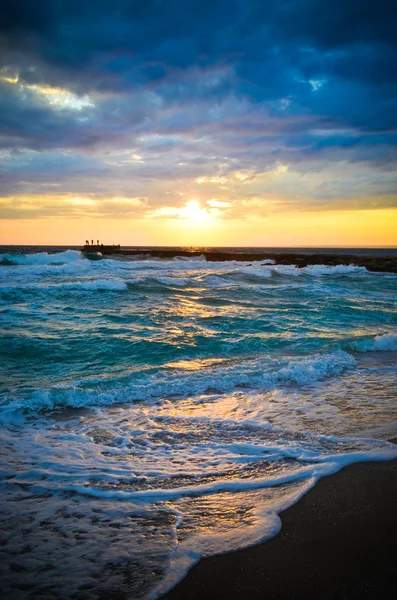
<box><xmin>180</xmin><ymin>199</ymin><xmax>209</xmax><ymax>223</ymax></box>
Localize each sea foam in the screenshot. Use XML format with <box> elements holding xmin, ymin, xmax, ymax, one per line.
<box><xmin>354</xmin><ymin>332</ymin><xmax>397</xmax><ymax>352</ymax></box>
<box><xmin>0</xmin><ymin>350</ymin><xmax>356</xmax><ymax>414</ymax></box>
<box><xmin>1</xmin><ymin>247</ymin><xmax>396</xmax><ymax>600</ymax></box>
<box><xmin>0</xmin><ymin>249</ymin><xmax>83</xmax><ymax>265</ymax></box>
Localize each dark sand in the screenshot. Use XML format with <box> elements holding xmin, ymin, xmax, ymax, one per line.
<box><xmin>163</xmin><ymin>458</ymin><xmax>397</xmax><ymax>600</ymax></box>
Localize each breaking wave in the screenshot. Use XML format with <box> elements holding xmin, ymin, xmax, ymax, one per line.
<box><xmin>1</xmin><ymin>247</ymin><xmax>397</xmax><ymax>600</ymax></box>
<box><xmin>354</xmin><ymin>332</ymin><xmax>397</xmax><ymax>352</ymax></box>
<box><xmin>0</xmin><ymin>249</ymin><xmax>83</xmax><ymax>265</ymax></box>
<box><xmin>1</xmin><ymin>350</ymin><xmax>356</xmax><ymax>414</ymax></box>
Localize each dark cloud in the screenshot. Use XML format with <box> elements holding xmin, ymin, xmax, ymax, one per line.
<box><xmin>0</xmin><ymin>0</ymin><xmax>396</xmax><ymax>211</ymax></box>
<box><xmin>2</xmin><ymin>1</ymin><xmax>396</xmax><ymax>88</ymax></box>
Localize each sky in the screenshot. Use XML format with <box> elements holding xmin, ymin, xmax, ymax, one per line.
<box><xmin>1</xmin><ymin>0</ymin><xmax>396</xmax><ymax>246</ymax></box>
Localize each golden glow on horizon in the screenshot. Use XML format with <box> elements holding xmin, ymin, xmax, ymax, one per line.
<box><xmin>1</xmin><ymin>208</ymin><xmax>396</xmax><ymax>247</ymax></box>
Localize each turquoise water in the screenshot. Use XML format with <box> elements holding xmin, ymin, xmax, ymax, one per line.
<box><xmin>0</xmin><ymin>249</ymin><xmax>396</xmax><ymax>599</ymax></box>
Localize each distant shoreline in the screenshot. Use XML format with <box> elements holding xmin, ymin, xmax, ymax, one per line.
<box><xmin>1</xmin><ymin>245</ymin><xmax>397</xmax><ymax>272</ymax></box>
<box><xmin>97</xmin><ymin>246</ymin><xmax>397</xmax><ymax>250</ymax></box>
<box><xmin>111</xmin><ymin>249</ymin><xmax>397</xmax><ymax>272</ymax></box>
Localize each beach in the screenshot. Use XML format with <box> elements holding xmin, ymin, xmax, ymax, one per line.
<box><xmin>164</xmin><ymin>457</ymin><xmax>397</xmax><ymax>600</ymax></box>
<box><xmin>0</xmin><ymin>247</ymin><xmax>396</xmax><ymax>599</ymax></box>
<box><xmin>2</xmin><ymin>0</ymin><xmax>397</xmax><ymax>597</ymax></box>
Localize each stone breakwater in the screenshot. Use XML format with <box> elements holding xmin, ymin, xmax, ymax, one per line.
<box><xmin>108</xmin><ymin>249</ymin><xmax>397</xmax><ymax>273</ymax></box>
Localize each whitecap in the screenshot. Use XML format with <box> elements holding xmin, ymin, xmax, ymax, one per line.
<box><xmin>0</xmin><ymin>350</ymin><xmax>357</xmax><ymax>414</ymax></box>
<box><xmin>1</xmin><ymin>250</ymin><xmax>83</xmax><ymax>265</ymax></box>
<box><xmin>353</xmin><ymin>332</ymin><xmax>397</xmax><ymax>352</ymax></box>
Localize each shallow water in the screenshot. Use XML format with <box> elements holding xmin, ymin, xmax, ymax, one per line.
<box><xmin>0</xmin><ymin>249</ymin><xmax>396</xmax><ymax>599</ymax></box>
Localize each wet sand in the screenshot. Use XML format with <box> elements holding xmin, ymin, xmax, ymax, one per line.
<box><xmin>163</xmin><ymin>458</ymin><xmax>397</xmax><ymax>599</ymax></box>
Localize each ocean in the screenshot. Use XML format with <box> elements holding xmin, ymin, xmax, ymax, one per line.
<box><xmin>1</xmin><ymin>246</ymin><xmax>396</xmax><ymax>599</ymax></box>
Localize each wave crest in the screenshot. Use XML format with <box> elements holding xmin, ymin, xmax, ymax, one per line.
<box><xmin>1</xmin><ymin>350</ymin><xmax>356</xmax><ymax>414</ymax></box>
<box><xmin>0</xmin><ymin>250</ymin><xmax>83</xmax><ymax>265</ymax></box>
<box><xmin>354</xmin><ymin>332</ymin><xmax>397</xmax><ymax>352</ymax></box>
